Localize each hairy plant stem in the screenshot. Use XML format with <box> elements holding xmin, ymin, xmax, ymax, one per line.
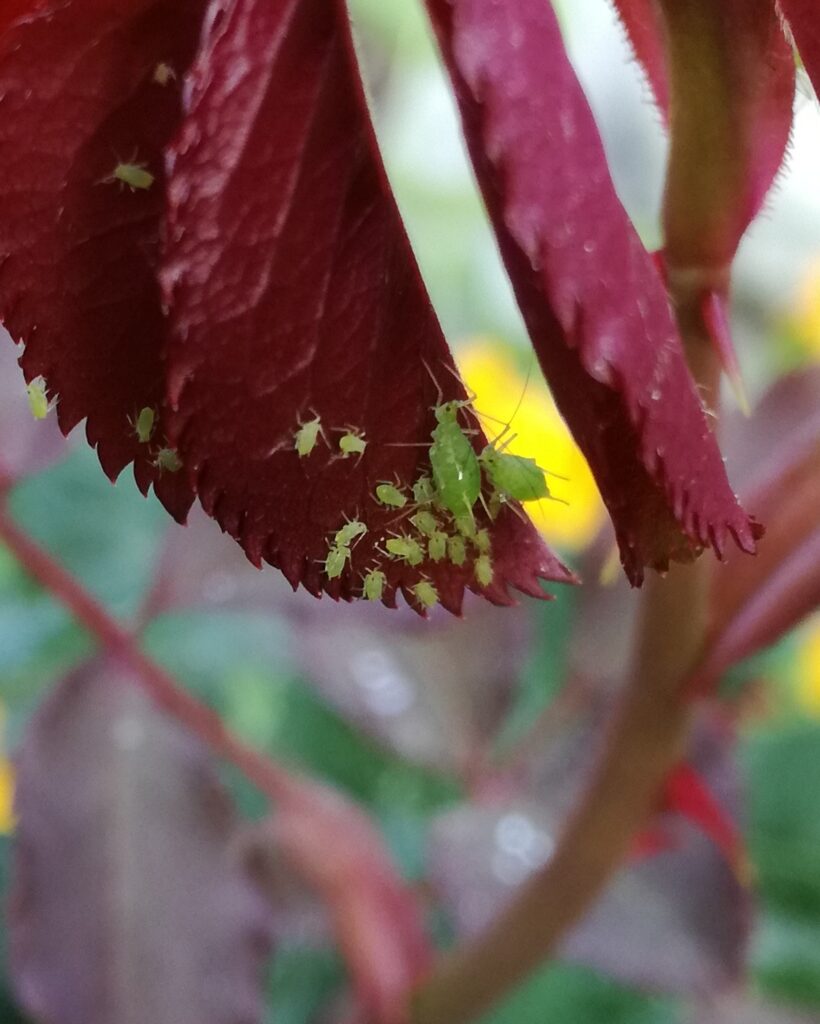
<box><xmin>412</xmin><ymin>335</ymin><xmax>722</xmax><ymax>1024</ymax></box>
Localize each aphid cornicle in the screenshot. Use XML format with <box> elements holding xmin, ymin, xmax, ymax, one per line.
<box><xmin>334</xmin><ymin>519</ymin><xmax>367</xmax><ymax>547</ymax></box>
<box><xmin>375</xmin><ymin>482</ymin><xmax>408</xmax><ymax>509</ymax></box>
<box><xmin>338</xmin><ymin>428</ymin><xmax>367</xmax><ymax>460</ymax></box>
<box><xmin>429</xmin><ymin>400</ymin><xmax>481</xmax><ymax>522</ymax></box>
<box><xmin>412</xmin><ymin>580</ymin><xmax>439</xmax><ymax>611</ymax></box>
<box><xmin>480</xmin><ymin>445</ymin><xmax>551</xmax><ymax>503</ymax></box>
<box><xmin>385</xmin><ymin>535</ymin><xmax>424</xmax><ymax>567</ymax></box>
<box><xmin>362</xmin><ymin>568</ymin><xmax>386</xmax><ymax>601</ymax></box>
<box><xmin>130</xmin><ymin>406</ymin><xmax>156</xmax><ymax>444</ymax></box>
<box><xmin>294</xmin><ymin>414</ymin><xmax>324</xmax><ymax>457</ymax></box>
<box><xmin>26</xmin><ymin>376</ymin><xmax>52</xmax><ymax>420</ymax></box>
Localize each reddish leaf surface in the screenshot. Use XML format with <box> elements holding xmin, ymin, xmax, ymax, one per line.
<box><xmin>0</xmin><ymin>0</ymin><xmax>203</xmax><ymax>521</ymax></box>
<box><xmin>692</xmin><ymin>368</ymin><xmax>820</xmax><ymax>693</ymax></box>
<box><xmin>611</xmin><ymin>0</ymin><xmax>670</xmax><ymax>115</ymax></box>
<box><xmin>0</xmin><ymin>329</ymin><xmax>67</xmax><ymax>486</ymax></box>
<box><xmin>778</xmin><ymin>0</ymin><xmax>820</xmax><ymax>103</ymax></box>
<box><xmin>9</xmin><ymin>657</ymin><xmax>272</xmax><ymax>1024</ymax></box>
<box><xmin>425</xmin><ymin>0</ymin><xmax>760</xmax><ymax>585</ymax></box>
<box><xmin>160</xmin><ymin>0</ymin><xmax>571</xmax><ymax>613</ymax></box>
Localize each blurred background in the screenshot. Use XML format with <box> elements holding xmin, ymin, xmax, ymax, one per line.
<box><xmin>1</xmin><ymin>1</ymin><xmax>819</xmax><ymax>1021</ymax></box>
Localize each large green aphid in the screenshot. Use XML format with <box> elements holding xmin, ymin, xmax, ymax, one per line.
<box><xmin>375</xmin><ymin>482</ymin><xmax>408</xmax><ymax>508</ymax></box>
<box><xmin>479</xmin><ymin>445</ymin><xmax>551</xmax><ymax>503</ymax></box>
<box><xmin>334</xmin><ymin>518</ymin><xmax>367</xmax><ymax>547</ymax></box>
<box><xmin>362</xmin><ymin>568</ymin><xmax>387</xmax><ymax>601</ymax></box>
<box><xmin>294</xmin><ymin>414</ymin><xmax>325</xmax><ymax>457</ymax></box>
<box><xmin>428</xmin><ymin>531</ymin><xmax>447</xmax><ymax>562</ymax></box>
<box><xmin>412</xmin><ymin>580</ymin><xmax>439</xmax><ymax>611</ymax></box>
<box><xmin>429</xmin><ymin>401</ymin><xmax>481</xmax><ymax>521</ymax></box>
<box><xmin>130</xmin><ymin>406</ymin><xmax>156</xmax><ymax>444</ymax></box>
<box><xmin>323</xmin><ymin>544</ymin><xmax>350</xmax><ymax>580</ymax></box>
<box><xmin>410</xmin><ymin>510</ymin><xmax>438</xmax><ymax>537</ymax></box>
<box><xmin>447</xmin><ymin>534</ymin><xmax>466</xmax><ymax>567</ymax></box>
<box><xmin>385</xmin><ymin>535</ymin><xmax>424</xmax><ymax>566</ymax></box>
<box><xmin>475</xmin><ymin>553</ymin><xmax>494</xmax><ymax>587</ymax></box>
<box><xmin>338</xmin><ymin>428</ymin><xmax>367</xmax><ymax>460</ymax></box>
<box><xmin>104</xmin><ymin>160</ymin><xmax>155</xmax><ymax>192</ymax></box>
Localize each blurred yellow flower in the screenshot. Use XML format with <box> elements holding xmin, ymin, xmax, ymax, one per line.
<box><xmin>796</xmin><ymin>615</ymin><xmax>820</xmax><ymax>716</ymax></box>
<box><xmin>789</xmin><ymin>258</ymin><xmax>820</xmax><ymax>361</ymax></box>
<box><xmin>457</xmin><ymin>338</ymin><xmax>604</xmax><ymax>552</ymax></box>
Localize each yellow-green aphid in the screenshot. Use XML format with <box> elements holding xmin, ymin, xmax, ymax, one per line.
<box><xmin>475</xmin><ymin>553</ymin><xmax>494</xmax><ymax>587</ymax></box>
<box><xmin>479</xmin><ymin>445</ymin><xmax>550</xmax><ymax>503</ymax></box>
<box><xmin>455</xmin><ymin>513</ymin><xmax>477</xmax><ymax>539</ymax></box>
<box><xmin>338</xmin><ymin>428</ymin><xmax>367</xmax><ymax>459</ymax></box>
<box><xmin>412</xmin><ymin>580</ymin><xmax>439</xmax><ymax>611</ymax></box>
<box><xmin>385</xmin><ymin>535</ymin><xmax>424</xmax><ymax>566</ymax></box>
<box><xmin>324</xmin><ymin>544</ymin><xmax>350</xmax><ymax>580</ymax></box>
<box><xmin>473</xmin><ymin>528</ymin><xmax>491</xmax><ymax>555</ymax></box>
<box><xmin>410</xmin><ymin>510</ymin><xmax>438</xmax><ymax>537</ymax></box>
<box><xmin>26</xmin><ymin>376</ymin><xmax>52</xmax><ymax>420</ymax></box>
<box><xmin>447</xmin><ymin>534</ymin><xmax>466</xmax><ymax>567</ymax></box>
<box><xmin>362</xmin><ymin>568</ymin><xmax>386</xmax><ymax>601</ymax></box>
<box><xmin>109</xmin><ymin>160</ymin><xmax>155</xmax><ymax>191</ymax></box>
<box><xmin>294</xmin><ymin>414</ymin><xmax>324</xmax><ymax>457</ymax></box>
<box><xmin>429</xmin><ymin>400</ymin><xmax>481</xmax><ymax>522</ymax></box>
<box><xmin>153</xmin><ymin>447</ymin><xmax>182</xmax><ymax>473</ymax></box>
<box><xmin>334</xmin><ymin>519</ymin><xmax>367</xmax><ymax>547</ymax></box>
<box><xmin>153</xmin><ymin>62</ymin><xmax>176</xmax><ymax>86</ymax></box>
<box><xmin>412</xmin><ymin>475</ymin><xmax>436</xmax><ymax>505</ymax></box>
<box><xmin>131</xmin><ymin>406</ymin><xmax>155</xmax><ymax>444</ymax></box>
<box><xmin>375</xmin><ymin>482</ymin><xmax>407</xmax><ymax>508</ymax></box>
<box><xmin>428</xmin><ymin>531</ymin><xmax>448</xmax><ymax>562</ymax></box>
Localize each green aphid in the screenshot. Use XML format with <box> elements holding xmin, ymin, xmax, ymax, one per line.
<box><xmin>475</xmin><ymin>553</ymin><xmax>494</xmax><ymax>588</ymax></box>
<box><xmin>362</xmin><ymin>568</ymin><xmax>386</xmax><ymax>601</ymax></box>
<box><xmin>26</xmin><ymin>376</ymin><xmax>52</xmax><ymax>420</ymax></box>
<box><xmin>338</xmin><ymin>428</ymin><xmax>367</xmax><ymax>459</ymax></box>
<box><xmin>428</xmin><ymin>531</ymin><xmax>448</xmax><ymax>562</ymax></box>
<box><xmin>131</xmin><ymin>406</ymin><xmax>156</xmax><ymax>444</ymax></box>
<box><xmin>324</xmin><ymin>544</ymin><xmax>350</xmax><ymax>580</ymax></box>
<box><xmin>153</xmin><ymin>447</ymin><xmax>182</xmax><ymax>473</ymax></box>
<box><xmin>447</xmin><ymin>534</ymin><xmax>466</xmax><ymax>567</ymax></box>
<box><xmin>454</xmin><ymin>513</ymin><xmax>477</xmax><ymax>539</ymax></box>
<box><xmin>429</xmin><ymin>401</ymin><xmax>481</xmax><ymax>521</ymax></box>
<box><xmin>294</xmin><ymin>414</ymin><xmax>324</xmax><ymax>457</ymax></box>
<box><xmin>473</xmin><ymin>528</ymin><xmax>491</xmax><ymax>555</ymax></box>
<box><xmin>412</xmin><ymin>475</ymin><xmax>436</xmax><ymax>505</ymax></box>
<box><xmin>385</xmin><ymin>535</ymin><xmax>424</xmax><ymax>566</ymax></box>
<box><xmin>334</xmin><ymin>519</ymin><xmax>367</xmax><ymax>547</ymax></box>
<box><xmin>412</xmin><ymin>580</ymin><xmax>439</xmax><ymax>611</ymax></box>
<box><xmin>410</xmin><ymin>510</ymin><xmax>438</xmax><ymax>537</ymax></box>
<box><xmin>375</xmin><ymin>482</ymin><xmax>408</xmax><ymax>508</ymax></box>
<box><xmin>109</xmin><ymin>161</ymin><xmax>155</xmax><ymax>191</ymax></box>
<box><xmin>153</xmin><ymin>61</ymin><xmax>176</xmax><ymax>87</ymax></box>
<box><xmin>480</xmin><ymin>445</ymin><xmax>550</xmax><ymax>503</ymax></box>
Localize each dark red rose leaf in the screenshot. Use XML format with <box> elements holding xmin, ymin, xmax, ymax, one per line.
<box><xmin>425</xmin><ymin>0</ymin><xmax>761</xmax><ymax>585</ymax></box>
<box><xmin>0</xmin><ymin>0</ymin><xmax>204</xmax><ymax>522</ymax></box>
<box><xmin>0</xmin><ymin>328</ymin><xmax>68</xmax><ymax>487</ymax></box>
<box><xmin>610</xmin><ymin>0</ymin><xmax>670</xmax><ymax>116</ymax></box>
<box><xmin>658</xmin><ymin>0</ymin><xmax>795</xmax><ymax>399</ymax></box>
<box><xmin>9</xmin><ymin>657</ymin><xmax>272</xmax><ymax>1024</ymax></box>
<box><xmin>778</xmin><ymin>0</ymin><xmax>820</xmax><ymax>100</ymax></box>
<box><xmin>160</xmin><ymin>0</ymin><xmax>572</xmax><ymax>614</ymax></box>
<box><xmin>691</xmin><ymin>368</ymin><xmax>820</xmax><ymax>694</ymax></box>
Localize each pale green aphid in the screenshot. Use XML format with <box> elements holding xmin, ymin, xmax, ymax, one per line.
<box><xmin>26</xmin><ymin>376</ymin><xmax>52</xmax><ymax>420</ymax></box>
<box><xmin>335</xmin><ymin>519</ymin><xmax>367</xmax><ymax>547</ymax></box>
<box><xmin>473</xmin><ymin>528</ymin><xmax>491</xmax><ymax>555</ymax></box>
<box><xmin>475</xmin><ymin>553</ymin><xmax>494</xmax><ymax>587</ymax></box>
<box><xmin>428</xmin><ymin>531</ymin><xmax>447</xmax><ymax>562</ymax></box>
<box><xmin>294</xmin><ymin>414</ymin><xmax>324</xmax><ymax>457</ymax></box>
<box><xmin>385</xmin><ymin>535</ymin><xmax>424</xmax><ymax>566</ymax></box>
<box><xmin>153</xmin><ymin>61</ymin><xmax>176</xmax><ymax>86</ymax></box>
<box><xmin>447</xmin><ymin>534</ymin><xmax>466</xmax><ymax>567</ymax></box>
<box><xmin>410</xmin><ymin>510</ymin><xmax>438</xmax><ymax>537</ymax></box>
<box><xmin>412</xmin><ymin>580</ymin><xmax>439</xmax><ymax>611</ymax></box>
<box><xmin>338</xmin><ymin>428</ymin><xmax>367</xmax><ymax>459</ymax></box>
<box><xmin>324</xmin><ymin>544</ymin><xmax>350</xmax><ymax>580</ymax></box>
<box><xmin>412</xmin><ymin>475</ymin><xmax>436</xmax><ymax>505</ymax></box>
<box><xmin>131</xmin><ymin>406</ymin><xmax>156</xmax><ymax>444</ymax></box>
<box><xmin>153</xmin><ymin>447</ymin><xmax>182</xmax><ymax>473</ymax></box>
<box><xmin>480</xmin><ymin>445</ymin><xmax>550</xmax><ymax>503</ymax></box>
<box><xmin>429</xmin><ymin>400</ymin><xmax>481</xmax><ymax>522</ymax></box>
<box><xmin>362</xmin><ymin>568</ymin><xmax>386</xmax><ymax>601</ymax></box>
<box><xmin>454</xmin><ymin>513</ymin><xmax>477</xmax><ymax>539</ymax></box>
<box><xmin>375</xmin><ymin>482</ymin><xmax>407</xmax><ymax>508</ymax></box>
<box><xmin>108</xmin><ymin>161</ymin><xmax>155</xmax><ymax>191</ymax></box>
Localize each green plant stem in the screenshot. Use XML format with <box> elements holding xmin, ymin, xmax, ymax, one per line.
<box><xmin>412</xmin><ymin>337</ymin><xmax>722</xmax><ymax>1024</ymax></box>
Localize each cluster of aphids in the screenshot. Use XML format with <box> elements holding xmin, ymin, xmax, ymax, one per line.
<box><xmin>295</xmin><ymin>390</ymin><xmax>556</xmax><ymax>611</ymax></box>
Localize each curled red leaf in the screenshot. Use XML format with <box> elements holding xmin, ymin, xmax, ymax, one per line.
<box><xmin>425</xmin><ymin>0</ymin><xmax>761</xmax><ymax>583</ymax></box>
<box><xmin>0</xmin><ymin>0</ymin><xmax>205</xmax><ymax>521</ymax></box>
<box><xmin>611</xmin><ymin>0</ymin><xmax>670</xmax><ymax>115</ymax></box>
<box><xmin>161</xmin><ymin>0</ymin><xmax>572</xmax><ymax>612</ymax></box>
<box><xmin>778</xmin><ymin>0</ymin><xmax>820</xmax><ymax>108</ymax></box>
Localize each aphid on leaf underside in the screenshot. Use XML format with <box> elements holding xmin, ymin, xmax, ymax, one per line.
<box><xmin>362</xmin><ymin>568</ymin><xmax>386</xmax><ymax>601</ymax></box>
<box><xmin>103</xmin><ymin>159</ymin><xmax>155</xmax><ymax>192</ymax></box>
<box><xmin>130</xmin><ymin>406</ymin><xmax>156</xmax><ymax>444</ymax></box>
<box><xmin>26</xmin><ymin>376</ymin><xmax>54</xmax><ymax>420</ymax></box>
<box><xmin>294</xmin><ymin>413</ymin><xmax>325</xmax><ymax>457</ymax></box>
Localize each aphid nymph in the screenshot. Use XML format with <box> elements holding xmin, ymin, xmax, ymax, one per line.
<box><xmin>375</xmin><ymin>482</ymin><xmax>408</xmax><ymax>509</ymax></box>
<box><xmin>130</xmin><ymin>406</ymin><xmax>156</xmax><ymax>444</ymax></box>
<box><xmin>152</xmin><ymin>62</ymin><xmax>176</xmax><ymax>86</ymax></box>
<box><xmin>410</xmin><ymin>510</ymin><xmax>438</xmax><ymax>537</ymax></box>
<box><xmin>362</xmin><ymin>568</ymin><xmax>387</xmax><ymax>602</ymax></box>
<box><xmin>334</xmin><ymin>518</ymin><xmax>367</xmax><ymax>547</ymax></box>
<box><xmin>337</xmin><ymin>427</ymin><xmax>367</xmax><ymax>460</ymax></box>
<box><xmin>26</xmin><ymin>376</ymin><xmax>53</xmax><ymax>420</ymax></box>
<box><xmin>412</xmin><ymin>580</ymin><xmax>439</xmax><ymax>611</ymax></box>
<box><xmin>153</xmin><ymin>447</ymin><xmax>182</xmax><ymax>473</ymax></box>
<box><xmin>428</xmin><ymin>531</ymin><xmax>447</xmax><ymax>562</ymax></box>
<box><xmin>480</xmin><ymin>445</ymin><xmax>551</xmax><ymax>503</ymax></box>
<box><xmin>475</xmin><ymin>553</ymin><xmax>494</xmax><ymax>588</ymax></box>
<box><xmin>105</xmin><ymin>160</ymin><xmax>155</xmax><ymax>192</ymax></box>
<box><xmin>385</xmin><ymin>535</ymin><xmax>424</xmax><ymax>566</ymax></box>
<box><xmin>324</xmin><ymin>544</ymin><xmax>350</xmax><ymax>580</ymax></box>
<box><xmin>294</xmin><ymin>413</ymin><xmax>325</xmax><ymax>458</ymax></box>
